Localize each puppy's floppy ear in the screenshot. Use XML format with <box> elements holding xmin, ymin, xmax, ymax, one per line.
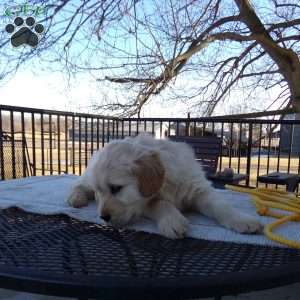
<box><xmin>133</xmin><ymin>152</ymin><xmax>165</xmax><ymax>197</ymax></box>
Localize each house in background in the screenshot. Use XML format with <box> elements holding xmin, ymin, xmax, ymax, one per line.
<box><xmin>280</xmin><ymin>113</ymin><xmax>300</xmax><ymax>155</ymax></box>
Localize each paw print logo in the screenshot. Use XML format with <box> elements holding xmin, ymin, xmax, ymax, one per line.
<box><xmin>5</xmin><ymin>17</ymin><xmax>44</xmax><ymax>48</ymax></box>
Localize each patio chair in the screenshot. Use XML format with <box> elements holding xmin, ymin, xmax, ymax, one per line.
<box><xmin>257</xmin><ymin>172</ymin><xmax>300</xmax><ymax>192</ymax></box>
<box><xmin>0</xmin><ymin>133</ymin><xmax>32</xmax><ymax>179</ymax></box>
<box><xmin>168</xmin><ymin>135</ymin><xmax>247</xmax><ymax>188</ymax></box>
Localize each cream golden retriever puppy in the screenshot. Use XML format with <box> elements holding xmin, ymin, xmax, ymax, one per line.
<box><xmin>67</xmin><ymin>134</ymin><xmax>262</xmax><ymax>239</ymax></box>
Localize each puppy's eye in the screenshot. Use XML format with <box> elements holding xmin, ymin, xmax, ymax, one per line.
<box><xmin>109</xmin><ymin>185</ymin><xmax>123</xmax><ymax>195</ymax></box>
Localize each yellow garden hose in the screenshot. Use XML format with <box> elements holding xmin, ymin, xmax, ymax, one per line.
<box><xmin>226</xmin><ymin>185</ymin><xmax>300</xmax><ymax>249</ymax></box>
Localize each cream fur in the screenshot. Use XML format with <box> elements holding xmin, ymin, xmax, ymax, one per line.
<box><xmin>67</xmin><ymin>134</ymin><xmax>263</xmax><ymax>239</ymax></box>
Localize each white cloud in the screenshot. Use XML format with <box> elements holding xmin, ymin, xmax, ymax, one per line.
<box><xmin>0</xmin><ymin>70</ymin><xmax>280</xmax><ymax>117</ymax></box>
<box><xmin>0</xmin><ymin>70</ymin><xmax>69</xmax><ymax>110</ymax></box>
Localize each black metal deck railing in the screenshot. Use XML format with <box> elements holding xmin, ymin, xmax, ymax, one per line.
<box><xmin>0</xmin><ymin>104</ymin><xmax>300</xmax><ymax>188</ymax></box>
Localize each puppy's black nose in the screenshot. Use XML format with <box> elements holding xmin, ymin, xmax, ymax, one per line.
<box><xmin>101</xmin><ymin>214</ymin><xmax>111</xmax><ymax>222</ymax></box>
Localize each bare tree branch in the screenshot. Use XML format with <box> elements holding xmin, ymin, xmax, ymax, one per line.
<box><xmin>1</xmin><ymin>0</ymin><xmax>300</xmax><ymax>116</ymax></box>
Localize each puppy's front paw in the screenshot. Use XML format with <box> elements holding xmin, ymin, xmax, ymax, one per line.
<box><xmin>67</xmin><ymin>188</ymin><xmax>89</xmax><ymax>208</ymax></box>
<box><xmin>158</xmin><ymin>213</ymin><xmax>188</xmax><ymax>239</ymax></box>
<box><xmin>222</xmin><ymin>214</ymin><xmax>263</xmax><ymax>234</ymax></box>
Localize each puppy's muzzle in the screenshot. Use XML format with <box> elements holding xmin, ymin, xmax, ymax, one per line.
<box><xmin>101</xmin><ymin>214</ymin><xmax>111</xmax><ymax>222</ymax></box>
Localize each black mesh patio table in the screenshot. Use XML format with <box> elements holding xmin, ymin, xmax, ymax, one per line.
<box><xmin>0</xmin><ymin>207</ymin><xmax>300</xmax><ymax>300</ymax></box>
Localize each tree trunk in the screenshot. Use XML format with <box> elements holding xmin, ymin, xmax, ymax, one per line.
<box><xmin>235</xmin><ymin>0</ymin><xmax>300</xmax><ymax>112</ymax></box>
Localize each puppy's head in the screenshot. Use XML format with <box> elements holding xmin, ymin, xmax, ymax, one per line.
<box><xmin>91</xmin><ymin>140</ymin><xmax>165</xmax><ymax>227</ymax></box>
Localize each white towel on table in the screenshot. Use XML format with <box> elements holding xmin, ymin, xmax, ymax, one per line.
<box><xmin>0</xmin><ymin>174</ymin><xmax>299</xmax><ymax>248</ymax></box>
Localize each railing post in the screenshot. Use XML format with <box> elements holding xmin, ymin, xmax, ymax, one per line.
<box><xmin>246</xmin><ymin>123</ymin><xmax>253</xmax><ymax>186</ymax></box>
<box><xmin>10</xmin><ymin>111</ymin><xmax>16</xmax><ymax>179</ymax></box>
<box><xmin>187</xmin><ymin>112</ymin><xmax>190</xmax><ymax>136</ymax></box>
<box><xmin>0</xmin><ymin>110</ymin><xmax>4</xmax><ymax>180</ymax></box>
